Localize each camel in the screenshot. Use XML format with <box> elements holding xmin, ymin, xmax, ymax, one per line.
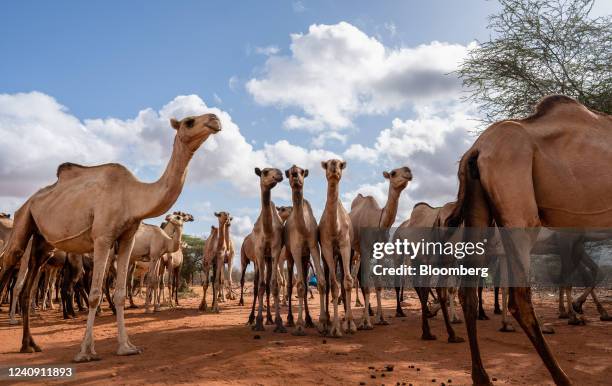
<box><xmin>219</xmin><ymin>217</ymin><xmax>236</xmax><ymax>301</ymax></box>
<box><xmin>444</xmin><ymin>95</ymin><xmax>611</xmax><ymax>385</ymax></box>
<box><xmin>393</xmin><ymin>202</ymin><xmax>464</xmax><ymax>343</ymax></box>
<box><xmin>283</xmin><ymin>165</ymin><xmax>326</xmax><ymax>335</ymax></box>
<box><xmin>0</xmin><ymin>112</ymin><xmax>220</xmax><ymax>361</ymax></box>
<box><xmin>276</xmin><ymin>206</ymin><xmax>292</xmax><ymax>306</ymax></box>
<box><xmin>165</xmin><ymin>240</ymin><xmax>189</xmax><ymax>307</ymax></box>
<box><xmin>61</xmin><ymin>253</ymin><xmax>91</xmax><ymax>319</ymax></box>
<box><xmin>251</xmin><ymin>167</ymin><xmax>285</xmax><ymax>332</ymax></box>
<box><xmin>318</xmin><ymin>160</ymin><xmax>355</xmax><ymax>337</ymax></box>
<box><xmin>349</xmin><ymin>166</ymin><xmax>412</xmax><ymax>329</ymax></box>
<box><xmin>200</xmin><ymin>225</ymin><xmax>218</xmax><ymax>311</ymax></box>
<box><xmin>211</xmin><ymin>212</ymin><xmax>231</xmax><ymax>312</ymax></box>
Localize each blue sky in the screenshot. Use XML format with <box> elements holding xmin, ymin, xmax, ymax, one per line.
<box><xmin>1</xmin><ymin>1</ymin><xmax>609</xmax><ymax>249</ymax></box>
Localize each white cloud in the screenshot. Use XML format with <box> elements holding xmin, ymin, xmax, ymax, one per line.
<box><xmin>213</xmin><ymin>93</ymin><xmax>223</xmax><ymax>104</ymax></box>
<box><xmin>255</xmin><ymin>45</ymin><xmax>280</xmax><ymax>56</ymax></box>
<box><xmin>292</xmin><ymin>1</ymin><xmax>305</xmax><ymax>13</ymax></box>
<box><xmin>343</xmin><ymin>144</ymin><xmax>378</xmax><ymax>163</ymax></box>
<box><xmin>0</xmin><ymin>91</ymin><xmax>338</xmax><ymax>212</ymax></box>
<box><xmin>246</xmin><ymin>22</ymin><xmax>475</xmax><ymax>136</ymax></box>
<box><xmin>228</xmin><ymin>76</ymin><xmax>239</xmax><ymax>91</ymax></box>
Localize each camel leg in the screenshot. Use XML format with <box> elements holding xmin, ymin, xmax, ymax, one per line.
<box><xmin>564</xmin><ymin>286</ymin><xmax>585</xmax><ymax>325</ymax></box>
<box><xmin>437</xmin><ymin>287</ymin><xmax>464</xmax><ymax>343</ymax></box>
<box><xmin>357</xmin><ymin>263</ymin><xmax>373</xmax><ymax>330</ymax></box>
<box><xmin>416</xmin><ymin>286</ymin><xmax>435</xmax><ymax>340</ymax></box>
<box><xmin>319</xmin><ymin>243</ymin><xmax>338</xmax><ymax>337</ymax></box>
<box><xmin>252</xmin><ymin>253</ymin><xmax>266</xmax><ymax>331</ymax></box>
<box><xmin>247</xmin><ymin>268</ymin><xmax>258</xmax><ymax>325</ymax></box>
<box><xmin>144</xmin><ymin>259</ymin><xmax>156</xmax><ymax>313</ymax></box>
<box><xmin>226</xmin><ymin>257</ymin><xmax>235</xmax><ymax>300</ymax></box>
<box><xmin>199</xmin><ymin>265</ymin><xmax>210</xmax><ymax>311</ymax></box>
<box><xmin>340</xmin><ymin>244</ymin><xmax>356</xmax><ymax>334</ymax></box>
<box><xmin>395</xmin><ymin>285</ymin><xmax>406</xmax><ymax>317</ymax></box>
<box><xmin>494</xmin><ymin>286</ymin><xmax>502</xmax><ymax>315</ymax></box>
<box><xmin>374</xmin><ymin>287</ymin><xmax>388</xmax><ymax>325</ymax></box>
<box><xmin>589</xmin><ymin>290</ymin><xmax>612</xmax><ymax>321</ymax></box>
<box><xmin>286</xmin><ymin>259</ymin><xmax>295</xmax><ymax>327</ymax></box>
<box><xmin>114</xmin><ymin>233</ymin><xmax>141</xmax><ymax>356</ymax></box>
<box><xmin>558</xmin><ymin>287</ymin><xmax>568</xmax><ymax>319</ymax></box>
<box><xmin>477</xmin><ymin>285</ymin><xmax>489</xmax><ymax>320</ymax></box>
<box><xmin>264</xmin><ymin>257</ymin><xmax>273</xmax><ymax>325</ymax></box>
<box><xmin>269</xmin><ymin>244</ymin><xmax>286</xmax><ymax>333</ymax></box>
<box><xmin>302</xmin><ymin>257</ymin><xmax>315</xmax><ymax>328</ymax></box>
<box><xmin>9</xmin><ymin>255</ymin><xmax>29</xmax><ymax>325</ymax></box>
<box><xmin>127</xmin><ymin>263</ymin><xmax>138</xmax><ymax>309</ymax></box>
<box><xmin>74</xmin><ymin>238</ymin><xmax>112</xmax><ymax>363</ymax></box>
<box><xmin>41</xmin><ymin>269</ymin><xmax>51</xmax><ymax>311</ymax></box>
<box><xmin>499</xmin><ymin>287</ymin><xmax>515</xmax><ymax>332</ymax></box>
<box><xmin>239</xmin><ymin>260</ymin><xmax>248</xmax><ymax>306</ymax></box>
<box><xmin>351</xmin><ymin>260</ymin><xmax>362</xmax><ymax>307</ymax></box>
<box><xmin>212</xmin><ymin>256</ymin><xmax>222</xmax><ymax>313</ymax></box>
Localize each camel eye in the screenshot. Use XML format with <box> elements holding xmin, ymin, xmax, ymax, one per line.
<box><xmin>185</xmin><ymin>118</ymin><xmax>195</xmax><ymax>128</ymax></box>
<box><xmin>263</xmin><ymin>170</ymin><xmax>269</xmax><ymax>176</ymax></box>
<box><xmin>391</xmin><ymin>171</ymin><xmax>396</xmax><ymax>177</ymax></box>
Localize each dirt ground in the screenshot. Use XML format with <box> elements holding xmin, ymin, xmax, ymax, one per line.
<box><xmin>0</xmin><ymin>286</ymin><xmax>610</xmax><ymax>385</ymax></box>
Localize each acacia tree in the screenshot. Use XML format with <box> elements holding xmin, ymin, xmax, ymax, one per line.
<box><xmin>458</xmin><ymin>0</ymin><xmax>611</xmax><ymax>125</ymax></box>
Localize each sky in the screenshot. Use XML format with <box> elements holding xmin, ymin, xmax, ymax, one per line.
<box><xmin>1</xmin><ymin>1</ymin><xmax>610</xmax><ymax>259</ymax></box>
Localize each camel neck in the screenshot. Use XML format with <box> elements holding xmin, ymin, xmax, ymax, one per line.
<box><xmin>136</xmin><ymin>137</ymin><xmax>193</xmax><ymax>219</ymax></box>
<box><xmin>381</xmin><ymin>186</ymin><xmax>401</xmax><ymax>228</ymax></box>
<box><xmin>217</xmin><ymin>221</ymin><xmax>227</xmax><ymax>250</ymax></box>
<box><xmin>260</xmin><ymin>186</ymin><xmax>273</xmax><ymax>236</ymax></box>
<box><xmin>291</xmin><ymin>187</ymin><xmax>308</xmax><ymax>236</ymax></box>
<box><xmin>325</xmin><ymin>179</ymin><xmax>339</xmax><ymax>233</ymax></box>
<box><xmin>163</xmin><ymin>221</ymin><xmax>183</xmax><ymax>252</ymax></box>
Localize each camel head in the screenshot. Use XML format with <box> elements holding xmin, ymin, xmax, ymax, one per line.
<box><xmin>214</xmin><ymin>211</ymin><xmax>231</xmax><ymax>227</ymax></box>
<box><xmin>174</xmin><ymin>211</ymin><xmax>194</xmax><ymax>223</ymax></box>
<box><xmin>0</xmin><ymin>212</ymin><xmax>10</xmax><ymax>218</ymax></box>
<box><xmin>285</xmin><ymin>165</ymin><xmax>308</xmax><ymax>190</ymax></box>
<box><xmin>254</xmin><ymin>167</ymin><xmax>283</xmax><ymax>189</ymax></box>
<box><xmin>165</xmin><ymin>212</ymin><xmax>186</xmax><ymax>228</ymax></box>
<box><xmin>321</xmin><ymin>159</ymin><xmax>346</xmax><ymax>182</ymax></box>
<box><xmin>170</xmin><ymin>113</ymin><xmax>221</xmax><ymax>152</ymax></box>
<box><xmin>383</xmin><ymin>166</ymin><xmax>412</xmax><ymax>190</ymax></box>
<box><xmin>181</xmin><ymin>241</ymin><xmax>189</xmax><ymax>249</ymax></box>
<box><xmin>276</xmin><ymin>206</ymin><xmax>293</xmax><ymax>222</ymax></box>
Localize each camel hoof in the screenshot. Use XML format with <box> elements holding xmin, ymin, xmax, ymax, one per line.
<box><xmin>493</xmin><ymin>307</ymin><xmax>502</xmax><ymax>315</ymax></box>
<box><xmin>478</xmin><ymin>314</ymin><xmax>489</xmax><ymax>321</ymax></box>
<box><xmin>568</xmin><ymin>317</ymin><xmax>585</xmax><ymax>326</ymax></box>
<box><xmin>285</xmin><ymin>318</ymin><xmax>295</xmax><ymax>328</ymax></box>
<box><xmin>238</xmin><ymin>300</ymin><xmax>244</xmax><ymax>306</ymax></box>
<box><xmin>355</xmin><ymin>301</ymin><xmax>363</xmax><ymax>308</ymax></box>
<box><xmin>20</xmin><ymin>344</ymin><xmax>41</xmax><ymax>353</ymax></box>
<box><xmin>73</xmin><ymin>352</ymin><xmax>101</xmax><ymax>363</ymax></box>
<box><xmin>542</xmin><ymin>324</ymin><xmax>555</xmax><ymax>334</ymax></box>
<box><xmin>395</xmin><ymin>310</ymin><xmax>407</xmax><ymax>318</ymax></box>
<box><xmin>329</xmin><ymin>326</ymin><xmax>343</xmax><ymax>338</ymax></box>
<box><xmin>600</xmin><ymin>315</ymin><xmax>612</xmax><ymax>321</ymax></box>
<box><xmin>144</xmin><ymin>308</ymin><xmax>154</xmax><ymax>314</ymax></box>
<box><xmin>499</xmin><ymin>324</ymin><xmax>515</xmax><ymax>332</ymax></box>
<box><xmin>274</xmin><ymin>325</ymin><xmax>287</xmax><ymax>333</ymax></box>
<box><xmin>292</xmin><ymin>327</ymin><xmax>306</xmax><ymax>336</ymax></box>
<box><xmin>448</xmin><ymin>336</ymin><xmax>465</xmax><ymax>343</ymax></box>
<box><xmin>304</xmin><ymin>317</ymin><xmax>315</xmax><ymax>329</ymax></box>
<box><xmin>8</xmin><ymin>319</ymin><xmax>20</xmax><ymax>326</ymax></box>
<box><xmin>451</xmin><ymin>318</ymin><xmax>463</xmax><ymax>324</ymax></box>
<box><xmin>357</xmin><ymin>323</ymin><xmax>373</xmax><ymax>331</ymax></box>
<box><xmin>375</xmin><ymin>319</ymin><xmax>389</xmax><ymax>326</ymax></box>
<box><xmin>117</xmin><ymin>345</ymin><xmax>143</xmax><ymax>356</ymax></box>
<box><xmin>558</xmin><ymin>312</ymin><xmax>569</xmax><ymax>319</ymax></box>
<box><xmin>572</xmin><ymin>300</ymin><xmax>584</xmax><ymax>314</ymax></box>
<box><xmin>348</xmin><ymin>320</ymin><xmax>358</xmax><ymax>334</ymax></box>
<box><xmin>421</xmin><ymin>333</ymin><xmax>437</xmax><ymax>341</ymax></box>
<box><xmin>252</xmin><ymin>317</ymin><xmax>265</xmax><ymax>331</ymax></box>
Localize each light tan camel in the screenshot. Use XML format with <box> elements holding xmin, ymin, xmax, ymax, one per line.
<box><xmin>284</xmin><ymin>165</ymin><xmax>326</xmax><ymax>335</ymax></box>
<box><xmin>0</xmin><ymin>213</ymin><xmax>14</xmax><ymax>307</ymax></box>
<box><xmin>276</xmin><ymin>206</ymin><xmax>292</xmax><ymax>306</ymax></box>
<box><xmin>219</xmin><ymin>217</ymin><xmax>236</xmax><ymax>301</ymax></box>
<box><xmin>200</xmin><ymin>225</ymin><xmax>218</xmax><ymax>311</ymax></box>
<box><xmin>251</xmin><ymin>167</ymin><xmax>285</xmax><ymax>332</ymax></box>
<box><xmin>0</xmin><ymin>113</ymin><xmax>220</xmax><ymax>361</ymax></box>
<box><xmin>318</xmin><ymin>160</ymin><xmax>355</xmax><ymax>337</ymax></box>
<box><xmin>211</xmin><ymin>212</ymin><xmax>231</xmax><ymax>312</ymax></box>
<box><xmin>164</xmin><ymin>240</ymin><xmax>189</xmax><ymax>308</ymax></box>
<box><xmin>444</xmin><ymin>95</ymin><xmax>611</xmax><ymax>385</ymax></box>
<box><xmin>349</xmin><ymin>166</ymin><xmax>412</xmax><ymax>329</ymax></box>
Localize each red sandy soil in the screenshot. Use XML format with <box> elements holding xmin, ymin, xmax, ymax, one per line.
<box><xmin>0</xmin><ymin>287</ymin><xmax>610</xmax><ymax>385</ymax></box>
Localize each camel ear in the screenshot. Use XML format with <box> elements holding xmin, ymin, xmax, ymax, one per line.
<box><xmin>303</xmin><ymin>169</ymin><xmax>309</xmax><ymax>177</ymax></box>
<box><xmin>255</xmin><ymin>167</ymin><xmax>262</xmax><ymax>176</ymax></box>
<box><xmin>321</xmin><ymin>161</ymin><xmax>327</xmax><ymax>169</ymax></box>
<box><xmin>340</xmin><ymin>161</ymin><xmax>346</xmax><ymax>170</ymax></box>
<box><xmin>165</xmin><ymin>214</ymin><xmax>172</xmax><ymax>221</ymax></box>
<box><xmin>170</xmin><ymin>118</ymin><xmax>181</xmax><ymax>130</ymax></box>
<box><xmin>214</xmin><ymin>212</ymin><xmax>220</xmax><ymax>217</ymax></box>
<box><xmin>383</xmin><ymin>171</ymin><xmax>391</xmax><ymax>179</ymax></box>
<box><xmin>284</xmin><ymin>169</ymin><xmax>290</xmax><ymax>178</ymax></box>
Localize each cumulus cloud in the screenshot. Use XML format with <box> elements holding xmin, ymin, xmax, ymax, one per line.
<box><xmin>0</xmin><ymin>91</ymin><xmax>337</xmax><ymax>211</ymax></box>
<box><xmin>255</xmin><ymin>45</ymin><xmax>280</xmax><ymax>56</ymax></box>
<box><xmin>246</xmin><ymin>22</ymin><xmax>475</xmax><ymax>138</ymax></box>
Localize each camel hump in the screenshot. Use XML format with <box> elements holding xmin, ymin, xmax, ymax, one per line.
<box><xmin>56</xmin><ymin>162</ymin><xmax>126</xmax><ymax>180</ymax></box>
<box><xmin>56</xmin><ymin>162</ymin><xmax>86</xmax><ymax>178</ymax></box>
<box><xmin>522</xmin><ymin>95</ymin><xmax>581</xmax><ymax>121</ymax></box>
<box><xmin>413</xmin><ymin>202</ymin><xmax>436</xmax><ymax>210</ymax></box>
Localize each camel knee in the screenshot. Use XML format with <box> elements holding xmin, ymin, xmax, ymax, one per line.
<box><xmin>88</xmin><ymin>289</ymin><xmax>102</xmax><ymax>308</ymax></box>
<box><xmin>344</xmin><ymin>275</ymin><xmax>353</xmax><ymax>291</ymax></box>
<box><xmin>113</xmin><ymin>289</ymin><xmax>126</xmax><ymax>307</ymax></box>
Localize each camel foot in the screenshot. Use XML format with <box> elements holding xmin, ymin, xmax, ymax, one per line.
<box><xmin>448</xmin><ymin>335</ymin><xmax>465</xmax><ymax>343</ymax></box>
<box><xmin>252</xmin><ymin>317</ymin><xmax>265</xmax><ymax>332</ymax></box>
<box><xmin>343</xmin><ymin>319</ymin><xmax>357</xmax><ymax>334</ymax></box>
<box><xmin>558</xmin><ymin>311</ymin><xmax>569</xmax><ymax>319</ymax></box>
<box><xmin>285</xmin><ymin>315</ymin><xmax>295</xmax><ymax>327</ymax></box>
<box><xmin>8</xmin><ymin>319</ymin><xmax>20</xmax><ymax>326</ymax></box>
<box><xmin>375</xmin><ymin>318</ymin><xmax>389</xmax><ymax>326</ymax></box>
<box><xmin>568</xmin><ymin>316</ymin><xmax>585</xmax><ymax>326</ymax></box>
<box><xmin>73</xmin><ymin>350</ymin><xmax>101</xmax><ymax>363</ymax></box>
<box><xmin>329</xmin><ymin>324</ymin><xmax>343</xmax><ymax>338</ymax></box>
<box><xmin>478</xmin><ymin>313</ymin><xmax>489</xmax><ymax>321</ymax></box>
<box><xmin>274</xmin><ymin>317</ymin><xmax>287</xmax><ymax>333</ymax></box>
<box><xmin>247</xmin><ymin>313</ymin><xmax>255</xmax><ymax>325</ymax></box>
<box><xmin>117</xmin><ymin>344</ymin><xmax>143</xmax><ymax>356</ymax></box>
<box><xmin>572</xmin><ymin>300</ymin><xmax>585</xmax><ymax>314</ymax></box>
<box><xmin>292</xmin><ymin>326</ymin><xmax>306</xmax><ymax>336</ymax></box>
<box><xmin>600</xmin><ymin>314</ymin><xmax>612</xmax><ymax>321</ymax></box>
<box><xmin>541</xmin><ymin>324</ymin><xmax>555</xmax><ymax>334</ymax></box>
<box><xmin>493</xmin><ymin>307</ymin><xmax>502</xmax><ymax>315</ymax></box>
<box><xmin>265</xmin><ymin>314</ymin><xmax>274</xmax><ymax>325</ymax></box>
<box><xmin>128</xmin><ymin>304</ymin><xmax>138</xmax><ymax>309</ymax></box>
<box><xmin>395</xmin><ymin>309</ymin><xmax>407</xmax><ymax>318</ymax></box>
<box><xmin>238</xmin><ymin>299</ymin><xmax>244</xmax><ymax>306</ymax></box>
<box><xmin>451</xmin><ymin>318</ymin><xmax>463</xmax><ymax>324</ymax></box>
<box><xmin>355</xmin><ymin>300</ymin><xmax>363</xmax><ymax>307</ymax></box>
<box><xmin>499</xmin><ymin>323</ymin><xmax>515</xmax><ymax>332</ymax></box>
<box><xmin>212</xmin><ymin>305</ymin><xmax>220</xmax><ymax>314</ymax></box>
<box><xmin>357</xmin><ymin>319</ymin><xmax>373</xmax><ymax>331</ymax></box>
<box><xmin>304</xmin><ymin>314</ymin><xmax>315</xmax><ymax>328</ymax></box>
<box><xmin>421</xmin><ymin>333</ymin><xmax>437</xmax><ymax>341</ymax></box>
<box><xmin>153</xmin><ymin>306</ymin><xmax>161</xmax><ymax>312</ymax></box>
<box><xmin>20</xmin><ymin>341</ymin><xmax>42</xmax><ymax>353</ymax></box>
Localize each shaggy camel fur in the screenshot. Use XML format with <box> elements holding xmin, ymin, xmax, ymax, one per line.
<box><xmin>349</xmin><ymin>166</ymin><xmax>412</xmax><ymax>329</ymax></box>
<box><xmin>251</xmin><ymin>167</ymin><xmax>284</xmax><ymax>332</ymax></box>
<box><xmin>200</xmin><ymin>225</ymin><xmax>218</xmax><ymax>311</ymax></box>
<box><xmin>284</xmin><ymin>165</ymin><xmax>326</xmax><ymax>335</ymax></box>
<box><xmin>0</xmin><ymin>113</ymin><xmax>220</xmax><ymax>361</ymax></box>
<box><xmin>394</xmin><ymin>202</ymin><xmax>464</xmax><ymax>343</ymax></box>
<box><xmin>319</xmin><ymin>160</ymin><xmax>355</xmax><ymax>337</ymax></box>
<box><xmin>445</xmin><ymin>95</ymin><xmax>611</xmax><ymax>385</ymax></box>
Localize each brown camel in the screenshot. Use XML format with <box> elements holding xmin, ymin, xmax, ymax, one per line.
<box><xmin>349</xmin><ymin>166</ymin><xmax>412</xmax><ymax>329</ymax></box>
<box><xmin>276</xmin><ymin>206</ymin><xmax>292</xmax><ymax>306</ymax></box>
<box><xmin>318</xmin><ymin>159</ymin><xmax>355</xmax><ymax>337</ymax></box>
<box><xmin>219</xmin><ymin>217</ymin><xmax>236</xmax><ymax>301</ymax></box>
<box><xmin>444</xmin><ymin>95</ymin><xmax>611</xmax><ymax>385</ymax></box>
<box><xmin>211</xmin><ymin>211</ymin><xmax>231</xmax><ymax>312</ymax></box>
<box><xmin>284</xmin><ymin>165</ymin><xmax>326</xmax><ymax>335</ymax></box>
<box><xmin>251</xmin><ymin>167</ymin><xmax>284</xmax><ymax>332</ymax></box>
<box><xmin>200</xmin><ymin>225</ymin><xmax>218</xmax><ymax>311</ymax></box>
<box><xmin>159</xmin><ymin>211</ymin><xmax>193</xmax><ymax>307</ymax></box>
<box><xmin>394</xmin><ymin>202</ymin><xmax>465</xmax><ymax>343</ymax></box>
<box><xmin>0</xmin><ymin>113</ymin><xmax>220</xmax><ymax>361</ymax></box>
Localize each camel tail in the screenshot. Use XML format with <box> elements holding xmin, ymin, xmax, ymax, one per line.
<box><xmin>446</xmin><ymin>149</ymin><xmax>479</xmax><ymax>227</ymax></box>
